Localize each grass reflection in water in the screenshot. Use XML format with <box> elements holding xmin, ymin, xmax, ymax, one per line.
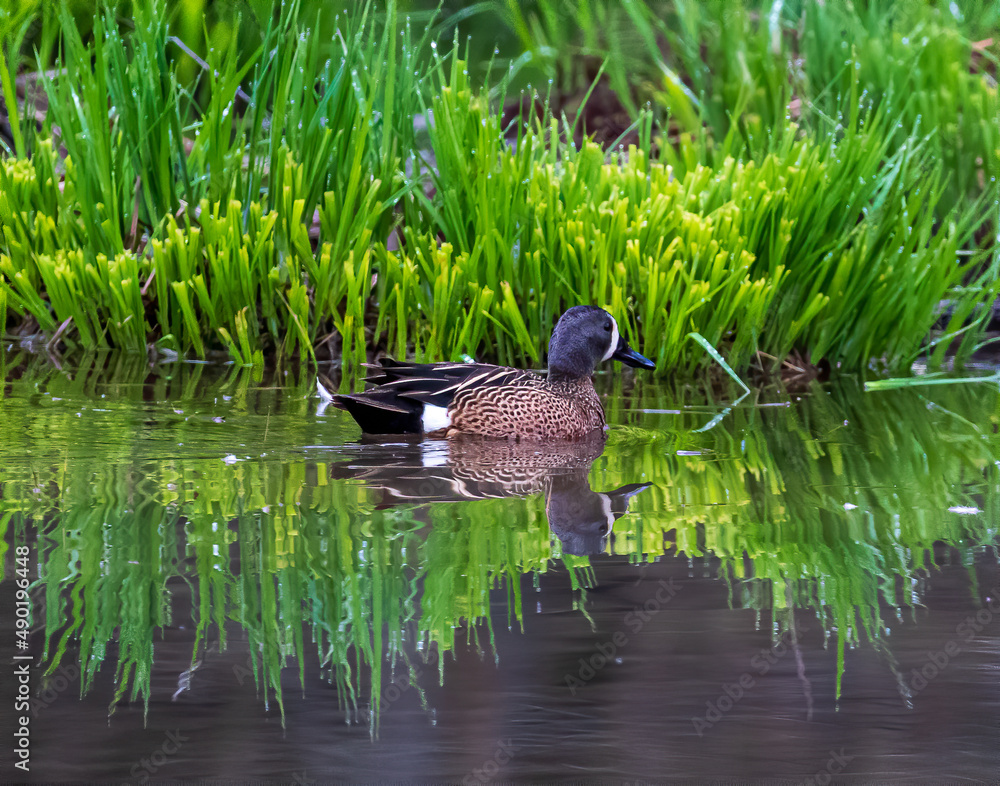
<box><xmin>1</xmin><ymin>352</ymin><xmax>997</xmax><ymax>733</ymax></box>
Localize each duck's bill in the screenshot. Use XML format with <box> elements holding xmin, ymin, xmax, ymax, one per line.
<box><xmin>612</xmin><ymin>339</ymin><xmax>656</xmax><ymax>370</ymax></box>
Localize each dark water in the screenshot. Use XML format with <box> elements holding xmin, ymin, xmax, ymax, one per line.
<box><xmin>1</xmin><ymin>352</ymin><xmax>998</xmax><ymax>783</ymax></box>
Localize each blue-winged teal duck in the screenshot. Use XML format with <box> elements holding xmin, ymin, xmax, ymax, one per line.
<box><xmin>325</xmin><ymin>305</ymin><xmax>655</xmax><ymax>439</ymax></box>
<box><xmin>328</xmin><ymin>437</ymin><xmax>650</xmax><ymax>554</ymax></box>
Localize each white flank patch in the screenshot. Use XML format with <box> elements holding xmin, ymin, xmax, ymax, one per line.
<box><xmin>420</xmin><ymin>440</ymin><xmax>450</xmax><ymax>468</ymax></box>
<box><xmin>421</xmin><ymin>404</ymin><xmax>452</xmax><ymax>433</ymax></box>
<box><xmin>598</xmin><ymin>493</ymin><xmax>615</xmax><ymax>533</ymax></box>
<box><xmin>602</xmin><ymin>316</ymin><xmax>620</xmax><ymax>361</ymax></box>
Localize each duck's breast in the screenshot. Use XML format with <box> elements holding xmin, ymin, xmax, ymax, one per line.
<box><xmin>449</xmin><ymin>378</ymin><xmax>605</xmax><ymax>439</ymax></box>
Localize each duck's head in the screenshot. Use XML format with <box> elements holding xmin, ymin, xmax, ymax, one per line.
<box><xmin>547</xmin><ymin>306</ymin><xmax>655</xmax><ymax>381</ymax></box>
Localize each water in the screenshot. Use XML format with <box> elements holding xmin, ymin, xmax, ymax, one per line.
<box><xmin>1</xmin><ymin>351</ymin><xmax>998</xmax><ymax>782</ymax></box>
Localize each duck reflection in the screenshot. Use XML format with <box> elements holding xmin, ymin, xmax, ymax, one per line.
<box><xmin>330</xmin><ymin>435</ymin><xmax>650</xmax><ymax>555</ymax></box>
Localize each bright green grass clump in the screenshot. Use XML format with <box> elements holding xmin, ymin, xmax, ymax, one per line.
<box><xmin>1</xmin><ymin>101</ymin><xmax>989</xmax><ymax>376</ymax></box>
<box><xmin>0</xmin><ymin>0</ymin><xmax>997</xmax><ymax>376</ymax></box>
<box><xmin>469</xmin><ymin>0</ymin><xmax>1000</xmax><ymax>215</ymax></box>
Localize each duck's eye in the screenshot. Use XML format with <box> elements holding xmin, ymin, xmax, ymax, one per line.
<box><xmin>603</xmin><ymin>322</ymin><xmax>612</xmax><ymax>332</ymax></box>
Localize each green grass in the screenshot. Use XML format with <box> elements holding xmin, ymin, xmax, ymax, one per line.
<box><xmin>457</xmin><ymin>1</ymin><xmax>1000</xmax><ymax>213</ymax></box>
<box><xmin>0</xmin><ymin>0</ymin><xmax>997</xmax><ymax>377</ymax></box>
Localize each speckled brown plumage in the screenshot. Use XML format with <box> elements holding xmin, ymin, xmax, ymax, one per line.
<box><xmin>445</xmin><ymin>374</ymin><xmax>605</xmax><ymax>439</ymax></box>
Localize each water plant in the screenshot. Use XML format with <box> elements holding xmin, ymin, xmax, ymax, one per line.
<box><xmin>0</xmin><ymin>0</ymin><xmax>996</xmax><ymax>377</ymax></box>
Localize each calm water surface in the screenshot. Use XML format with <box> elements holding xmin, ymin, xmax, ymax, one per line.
<box><xmin>1</xmin><ymin>352</ymin><xmax>998</xmax><ymax>783</ymax></box>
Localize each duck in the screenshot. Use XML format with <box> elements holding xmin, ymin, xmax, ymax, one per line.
<box><xmin>328</xmin><ymin>436</ymin><xmax>651</xmax><ymax>554</ymax></box>
<box><xmin>324</xmin><ymin>305</ymin><xmax>655</xmax><ymax>439</ymax></box>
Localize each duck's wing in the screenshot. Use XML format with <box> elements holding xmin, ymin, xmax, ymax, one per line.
<box><xmin>325</xmin><ymin>360</ymin><xmax>537</xmax><ymax>435</ymax></box>
<box><xmin>331</xmin><ymin>458</ymin><xmax>543</xmax><ymax>507</ymax></box>
<box><xmin>362</xmin><ymin>360</ymin><xmax>533</xmax><ymax>408</ymax></box>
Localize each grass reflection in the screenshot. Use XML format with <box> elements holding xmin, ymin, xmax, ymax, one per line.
<box><xmin>1</xmin><ymin>355</ymin><xmax>997</xmax><ymax>730</ymax></box>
